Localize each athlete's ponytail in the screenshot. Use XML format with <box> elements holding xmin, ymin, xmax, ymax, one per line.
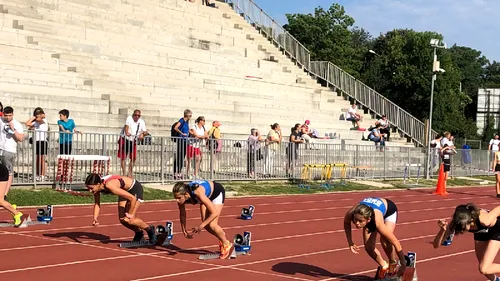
<box><xmin>449</xmin><ymin>203</ymin><xmax>480</xmax><ymax>234</ymax></box>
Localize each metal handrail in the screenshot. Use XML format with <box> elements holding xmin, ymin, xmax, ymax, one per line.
<box><xmin>224</xmin><ymin>0</ymin><xmax>437</xmax><ymax>146</ymax></box>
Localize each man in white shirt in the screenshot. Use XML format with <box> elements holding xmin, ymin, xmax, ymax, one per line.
<box><xmin>117</xmin><ymin>110</ymin><xmax>148</xmax><ymax>177</ymax></box>
<box><xmin>0</xmin><ymin>107</ymin><xmax>24</xmax><ymax>199</ymax></box>
<box><xmin>346</xmin><ymin>104</ymin><xmax>362</xmax><ymax>129</ymax></box>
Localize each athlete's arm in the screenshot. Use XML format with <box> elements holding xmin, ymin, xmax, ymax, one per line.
<box><xmin>493</xmin><ymin>152</ymin><xmax>498</xmax><ymax>170</ymax></box>
<box><xmin>433</xmin><ymin>219</ymin><xmax>451</xmax><ymax>248</ymax></box>
<box><xmin>92</xmin><ymin>192</ymin><xmax>101</xmax><ymax>226</ymax></box>
<box><xmin>375</xmin><ymin>212</ymin><xmax>406</xmax><ymax>264</ymax></box>
<box><xmin>195</xmin><ymin>189</ymin><xmax>219</xmax><ymax>230</ymax></box>
<box><xmin>343</xmin><ymin>206</ymin><xmax>355</xmax><ymax>246</ymax></box>
<box><xmin>178</xmin><ymin>203</ymin><xmax>190</xmax><ymax>237</ymax></box>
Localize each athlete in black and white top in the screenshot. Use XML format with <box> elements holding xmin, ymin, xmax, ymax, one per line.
<box><xmin>434</xmin><ymin>203</ymin><xmax>500</xmax><ymax>281</ymax></box>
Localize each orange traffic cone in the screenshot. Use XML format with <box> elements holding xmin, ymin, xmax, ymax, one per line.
<box><xmin>434</xmin><ymin>163</ymin><xmax>448</xmax><ymax>195</ymax></box>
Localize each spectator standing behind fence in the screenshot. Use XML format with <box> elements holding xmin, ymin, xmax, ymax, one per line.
<box><xmin>430</xmin><ymin>134</ymin><xmax>442</xmax><ymax>173</ymax></box>
<box><xmin>57</xmin><ymin>109</ymin><xmax>82</xmax><ymax>155</ymax></box>
<box><xmin>247</xmin><ymin>128</ymin><xmax>265</xmax><ymax>178</ymax></box>
<box><xmin>117</xmin><ymin>110</ymin><xmax>147</xmax><ymax>178</ymax></box>
<box><xmin>264</xmin><ymin>123</ymin><xmax>282</xmax><ymax>177</ymax></box>
<box><xmin>186</xmin><ymin>116</ymin><xmax>207</xmax><ymax>180</ymax></box>
<box><xmin>489</xmin><ymin>134</ymin><xmax>500</xmax><ymax>171</ymax></box>
<box><xmin>25</xmin><ymin>107</ymin><xmax>49</xmax><ymax>182</ymax></box>
<box><xmin>207</xmin><ymin>121</ymin><xmax>222</xmax><ymax>173</ymax></box>
<box><xmin>0</xmin><ymin>107</ymin><xmax>24</xmax><ymax>201</ymax></box>
<box><xmin>173</xmin><ymin>109</ymin><xmax>192</xmax><ymax>180</ymax></box>
<box><xmin>286</xmin><ymin>124</ymin><xmax>304</xmax><ymax>177</ymax></box>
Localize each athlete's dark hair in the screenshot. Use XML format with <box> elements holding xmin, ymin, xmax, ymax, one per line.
<box><xmin>353</xmin><ymin>204</ymin><xmax>377</xmax><ymax>233</ymax></box>
<box><xmin>449</xmin><ymin>203</ymin><xmax>481</xmax><ymax>234</ymax></box>
<box><xmin>172</xmin><ymin>182</ymin><xmax>200</xmax><ymax>204</ymax></box>
<box><xmin>85</xmin><ymin>173</ymin><xmax>102</xmax><ymax>186</ymax></box>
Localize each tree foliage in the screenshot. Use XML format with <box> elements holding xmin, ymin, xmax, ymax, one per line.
<box><xmin>283</xmin><ymin>3</ymin><xmax>499</xmax><ymax>139</ymax></box>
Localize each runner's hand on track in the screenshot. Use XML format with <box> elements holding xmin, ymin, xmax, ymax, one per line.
<box><xmin>349</xmin><ymin>244</ymin><xmax>360</xmax><ymax>254</ymax></box>
<box><xmin>92</xmin><ymin>218</ymin><xmax>99</xmax><ymax>226</ymax></box>
<box><xmin>437</xmin><ymin>219</ymin><xmax>447</xmax><ymax>230</ymax></box>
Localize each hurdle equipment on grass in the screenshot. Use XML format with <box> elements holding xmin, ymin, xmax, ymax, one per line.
<box><xmin>119</xmin><ymin>221</ymin><xmax>173</xmax><ymax>248</ymax></box>
<box><xmin>240</xmin><ymin>205</ymin><xmax>255</xmax><ymax>220</ymax></box>
<box><xmin>56</xmin><ymin>155</ymin><xmax>111</xmax><ymax>191</ymax></box>
<box><xmin>403</xmin><ymin>164</ymin><xmax>422</xmax><ymax>186</ymax></box>
<box><xmin>198</xmin><ymin>231</ymin><xmax>252</xmax><ymax>260</ymax></box>
<box><xmin>299</xmin><ymin>163</ymin><xmax>347</xmax><ymax>189</ymax></box>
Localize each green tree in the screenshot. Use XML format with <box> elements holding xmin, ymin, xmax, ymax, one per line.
<box><xmin>362</xmin><ymin>29</ymin><xmax>478</xmax><ymax>138</ymax></box>
<box><xmin>448</xmin><ymin>45</ymin><xmax>488</xmax><ymax>120</ymax></box>
<box><xmin>283</xmin><ymin>3</ymin><xmax>367</xmax><ymax>76</ymax></box>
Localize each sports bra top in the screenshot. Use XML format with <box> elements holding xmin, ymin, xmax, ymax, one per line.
<box><xmin>359</xmin><ymin>197</ymin><xmax>387</xmax><ymax>216</ymax></box>
<box><xmin>187</xmin><ymin>180</ymin><xmax>211</xmax><ymax>204</ymax></box>
<box><xmin>102</xmin><ymin>175</ymin><xmax>126</xmax><ymax>192</ymax></box>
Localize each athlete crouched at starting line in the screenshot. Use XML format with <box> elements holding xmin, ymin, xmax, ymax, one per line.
<box><xmin>0</xmin><ymin>162</ymin><xmax>23</xmax><ymax>226</ymax></box>
<box><xmin>434</xmin><ymin>203</ymin><xmax>500</xmax><ymax>281</ymax></box>
<box><xmin>344</xmin><ymin>197</ymin><xmax>406</xmax><ymax>277</ymax></box>
<box><xmin>173</xmin><ymin>180</ymin><xmax>234</xmax><ymax>259</ymax></box>
<box><xmin>85</xmin><ymin>173</ymin><xmax>157</xmax><ymax>244</ymax></box>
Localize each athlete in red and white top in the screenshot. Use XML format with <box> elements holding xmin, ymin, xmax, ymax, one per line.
<box><xmin>85</xmin><ymin>173</ymin><xmax>157</xmax><ymax>244</ymax></box>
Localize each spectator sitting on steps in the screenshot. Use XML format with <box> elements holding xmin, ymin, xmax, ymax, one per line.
<box><xmin>346</xmin><ymin>104</ymin><xmax>363</xmax><ymax>130</ymax></box>
<box><xmin>375</xmin><ymin>115</ymin><xmax>391</xmax><ymax>141</ymax></box>
<box><xmin>368</xmin><ymin>123</ymin><xmax>386</xmax><ymax>152</ymax></box>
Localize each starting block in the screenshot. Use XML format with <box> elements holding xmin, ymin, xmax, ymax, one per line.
<box><xmin>0</xmin><ymin>205</ymin><xmax>53</xmax><ymax>228</ymax></box>
<box><xmin>37</xmin><ymin>205</ymin><xmax>54</xmax><ymax>222</ymax></box>
<box><xmin>240</xmin><ymin>205</ymin><xmax>255</xmax><ymax>220</ymax></box>
<box><xmin>119</xmin><ymin>221</ymin><xmax>173</xmax><ymax>248</ymax></box>
<box><xmin>198</xmin><ymin>231</ymin><xmax>252</xmax><ymax>260</ymax></box>
<box><xmin>373</xmin><ymin>251</ymin><xmax>417</xmax><ymax>281</ymax></box>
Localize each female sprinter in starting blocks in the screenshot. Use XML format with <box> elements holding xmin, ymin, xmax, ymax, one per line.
<box><xmin>343</xmin><ymin>197</ymin><xmax>406</xmax><ymax>277</ymax></box>
<box><xmin>434</xmin><ymin>203</ymin><xmax>500</xmax><ymax>281</ymax></box>
<box><xmin>0</xmin><ymin>162</ymin><xmax>24</xmax><ymax>226</ymax></box>
<box><xmin>172</xmin><ymin>180</ymin><xmax>234</xmax><ymax>259</ymax></box>
<box><xmin>85</xmin><ymin>173</ymin><xmax>157</xmax><ymax>244</ymax></box>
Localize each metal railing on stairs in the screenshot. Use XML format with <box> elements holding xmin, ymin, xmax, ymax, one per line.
<box><xmin>223</xmin><ymin>0</ymin><xmax>438</xmax><ymax>146</ymax></box>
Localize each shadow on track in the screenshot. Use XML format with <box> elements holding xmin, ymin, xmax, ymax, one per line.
<box><xmin>272</xmin><ymin>262</ymin><xmax>373</xmax><ymax>280</ymax></box>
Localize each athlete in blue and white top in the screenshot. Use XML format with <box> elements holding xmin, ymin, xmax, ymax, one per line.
<box><xmin>344</xmin><ymin>197</ymin><xmax>406</xmax><ymax>278</ymax></box>
<box><xmin>172</xmin><ymin>180</ymin><xmax>234</xmax><ymax>259</ymax></box>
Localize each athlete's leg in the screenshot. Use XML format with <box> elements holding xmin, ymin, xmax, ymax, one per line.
<box><xmin>479</xmin><ymin>239</ymin><xmax>500</xmax><ymax>275</ymax></box>
<box><xmin>0</xmin><ymin>180</ymin><xmax>22</xmax><ymax>224</ymax></box>
<box><xmin>475</xmin><ymin>240</ymin><xmax>497</xmax><ymax>281</ymax></box>
<box><xmin>363</xmin><ymin>228</ymin><xmax>386</xmax><ymax>267</ymax></box>
<box><xmin>118</xmin><ymin>200</ymin><xmax>140</xmax><ymax>232</ymax></box>
<box><xmin>199</xmin><ymin>203</ymin><xmax>229</xmax><ymax>244</ymax></box>
<box><xmin>380</xmin><ymin>214</ymin><xmax>398</xmax><ymax>265</ymax></box>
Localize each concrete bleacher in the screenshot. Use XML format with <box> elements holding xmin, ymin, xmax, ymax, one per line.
<box><xmin>0</xmin><ymin>0</ymin><xmax>414</xmax><ymax>149</ymax></box>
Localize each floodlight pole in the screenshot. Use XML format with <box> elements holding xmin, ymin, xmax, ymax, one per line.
<box><xmin>425</xmin><ymin>47</ymin><xmax>437</xmax><ymax>180</ymax></box>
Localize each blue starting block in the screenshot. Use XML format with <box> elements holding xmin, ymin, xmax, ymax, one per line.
<box><xmin>240</xmin><ymin>205</ymin><xmax>255</xmax><ymax>220</ymax></box>
<box><xmin>198</xmin><ymin>231</ymin><xmax>252</xmax><ymax>260</ymax></box>
<box><xmin>119</xmin><ymin>221</ymin><xmax>173</xmax><ymax>248</ymax></box>
<box><xmin>234</xmin><ymin>231</ymin><xmax>252</xmax><ymax>253</ymax></box>
<box><xmin>37</xmin><ymin>205</ymin><xmax>53</xmax><ymax>222</ymax></box>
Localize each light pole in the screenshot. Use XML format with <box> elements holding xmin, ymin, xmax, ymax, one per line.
<box><xmin>425</xmin><ymin>38</ymin><xmax>447</xmax><ymax>179</ymax></box>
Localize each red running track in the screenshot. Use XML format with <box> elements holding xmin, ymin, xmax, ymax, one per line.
<box><xmin>0</xmin><ymin>186</ymin><xmax>499</xmax><ymax>281</ymax></box>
